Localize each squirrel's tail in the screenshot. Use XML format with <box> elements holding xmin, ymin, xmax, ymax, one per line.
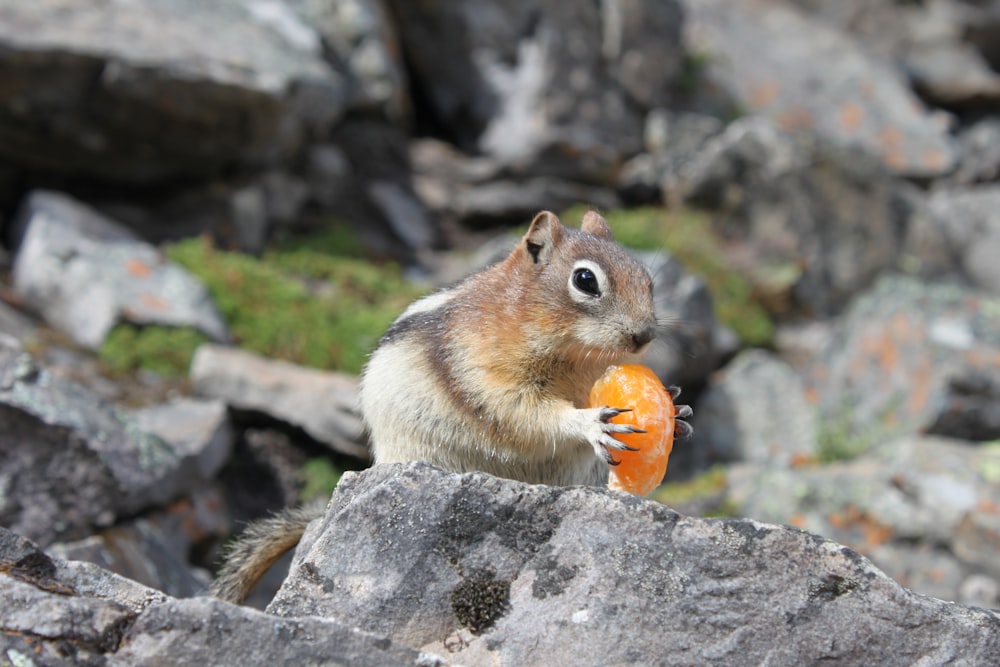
<box><xmin>209</xmin><ymin>502</ymin><xmax>326</xmax><ymax>604</ymax></box>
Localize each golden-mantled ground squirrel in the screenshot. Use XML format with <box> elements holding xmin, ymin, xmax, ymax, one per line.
<box><xmin>210</xmin><ymin>210</ymin><xmax>691</xmax><ymax>603</ymax></box>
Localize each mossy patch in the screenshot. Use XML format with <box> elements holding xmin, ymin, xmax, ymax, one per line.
<box><xmin>100</xmin><ymin>325</ymin><xmax>209</xmax><ymax>377</ymax></box>
<box><xmin>561</xmin><ymin>205</ymin><xmax>775</xmax><ymax>347</ymax></box>
<box><xmin>167</xmin><ymin>235</ymin><xmax>425</xmax><ymax>374</ymax></box>
<box><xmin>99</xmin><ymin>228</ymin><xmax>424</xmax><ymax>377</ymax></box>
<box><xmin>651</xmin><ymin>466</ymin><xmax>738</xmax><ymax>517</ymax></box>
<box><xmin>299</xmin><ymin>457</ymin><xmax>343</xmax><ymax>502</ymax></box>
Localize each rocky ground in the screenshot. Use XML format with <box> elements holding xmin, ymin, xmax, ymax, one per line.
<box><xmin>2</xmin><ymin>0</ymin><xmax>1000</xmax><ymax>664</ymax></box>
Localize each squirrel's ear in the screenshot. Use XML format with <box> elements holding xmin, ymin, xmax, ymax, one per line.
<box><xmin>523</xmin><ymin>210</ymin><xmax>563</xmax><ymax>264</ymax></box>
<box><xmin>581</xmin><ymin>210</ymin><xmax>613</xmax><ymax>240</ymax></box>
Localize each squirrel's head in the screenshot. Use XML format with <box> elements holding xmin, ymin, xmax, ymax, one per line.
<box><xmin>514</xmin><ymin>210</ymin><xmax>658</xmax><ymax>360</ymax></box>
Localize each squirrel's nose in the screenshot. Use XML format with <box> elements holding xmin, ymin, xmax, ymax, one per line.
<box><xmin>632</xmin><ymin>325</ymin><xmax>657</xmax><ymax>349</ymax></box>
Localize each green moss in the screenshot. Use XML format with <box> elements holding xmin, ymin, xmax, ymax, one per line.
<box><xmin>651</xmin><ymin>466</ymin><xmax>737</xmax><ymax>517</ymax></box>
<box><xmin>300</xmin><ymin>457</ymin><xmax>344</xmax><ymax>501</ymax></box>
<box><xmin>100</xmin><ymin>325</ymin><xmax>209</xmax><ymax>377</ymax></box>
<box><xmin>561</xmin><ymin>205</ymin><xmax>774</xmax><ymax>346</ymax></box>
<box><xmin>166</xmin><ymin>235</ymin><xmax>424</xmax><ymax>374</ymax></box>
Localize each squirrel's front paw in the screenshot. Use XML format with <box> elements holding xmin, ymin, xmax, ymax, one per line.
<box><xmin>585</xmin><ymin>406</ymin><xmax>646</xmax><ymax>465</ymax></box>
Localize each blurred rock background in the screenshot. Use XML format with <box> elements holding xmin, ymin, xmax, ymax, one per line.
<box><xmin>1</xmin><ymin>0</ymin><xmax>1000</xmax><ymax>615</ymax></box>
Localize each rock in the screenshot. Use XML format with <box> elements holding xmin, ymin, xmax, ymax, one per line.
<box><xmin>288</xmin><ymin>0</ymin><xmax>408</xmax><ymax>120</ymax></box>
<box><xmin>636</xmin><ymin>251</ymin><xmax>726</xmax><ymax>390</ymax></box>
<box><xmin>929</xmin><ymin>185</ymin><xmax>1000</xmax><ymax>295</ymax></box>
<box><xmin>727</xmin><ymin>435</ymin><xmax>1000</xmax><ymax>557</ymax></box>
<box><xmin>683</xmin><ymin>0</ymin><xmax>955</xmax><ymax>177</ymax></box>
<box><xmin>266</xmin><ymin>462</ymin><xmax>1000</xmax><ymax>665</ymax></box>
<box><xmin>260</xmin><ymin>170</ymin><xmax>310</xmax><ymax>230</ymax></box>
<box><xmin>960</xmin><ymin>574</ymin><xmax>1000</xmax><ymax>610</ymax></box>
<box><xmin>10</xmin><ymin>190</ymin><xmax>229</xmax><ymax>350</ymax></box>
<box><xmin>411</xmin><ymin>137</ymin><xmax>620</xmax><ymax>227</ymax></box>
<box><xmin>622</xmin><ymin>110</ymin><xmax>724</xmax><ymax>203</ymax></box>
<box><xmin>947</xmin><ymin>117</ymin><xmax>1000</xmax><ymax>185</ymax></box>
<box><xmin>0</xmin><ymin>336</ymin><xmax>212</xmax><ymax>545</ymax></box>
<box><xmin>809</xmin><ymin>275</ymin><xmax>1000</xmax><ymax>446</ymax></box>
<box><xmin>692</xmin><ymin>349</ymin><xmax>818</xmax><ymax>467</ymax></box>
<box><xmin>0</xmin><ymin>0</ymin><xmax>349</xmax><ymax>185</ymax></box>
<box><xmin>131</xmin><ymin>398</ymin><xmax>233</xmax><ymax>486</ymax></box>
<box><xmin>386</xmin><ymin>0</ymin><xmax>685</xmax><ymax>180</ymax></box>
<box><xmin>954</xmin><ymin>500</ymin><xmax>1000</xmax><ymax>581</ymax></box>
<box><xmin>306</xmin><ymin>143</ymin><xmax>356</xmax><ymax>209</ymax></box>
<box><xmin>677</xmin><ymin>117</ymin><xmax>950</xmax><ymax>317</ymax></box>
<box><xmin>905</xmin><ymin>41</ymin><xmax>1000</xmax><ymax>110</ymax></box>
<box><xmin>113</xmin><ymin>597</ymin><xmax>447</xmax><ymax>667</ymax></box>
<box><xmin>0</xmin><ymin>526</ymin><xmax>442</xmax><ymax>667</ymax></box>
<box><xmin>229</xmin><ymin>184</ymin><xmax>271</xmax><ymax>254</ymax></box>
<box><xmin>366</xmin><ymin>180</ymin><xmax>440</xmax><ymax>251</ymax></box>
<box><xmin>0</xmin><ymin>525</ymin><xmax>168</xmax><ymax>613</ymax></box>
<box><xmin>190</xmin><ymin>344</ymin><xmax>367</xmax><ymax>459</ymax></box>
<box><xmin>49</xmin><ymin>519</ymin><xmax>209</xmax><ymax>599</ymax></box>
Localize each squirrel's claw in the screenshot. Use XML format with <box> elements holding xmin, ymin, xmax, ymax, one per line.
<box><xmin>674</xmin><ymin>404</ymin><xmax>693</xmax><ymax>419</ymax></box>
<box><xmin>674</xmin><ymin>418</ymin><xmax>694</xmax><ymax>440</ymax></box>
<box><xmin>589</xmin><ymin>406</ymin><xmax>642</xmax><ymax>465</ymax></box>
<box><xmin>666</xmin><ymin>385</ymin><xmax>682</xmax><ymax>400</ymax></box>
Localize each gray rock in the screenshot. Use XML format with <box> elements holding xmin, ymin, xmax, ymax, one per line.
<box><xmin>905</xmin><ymin>41</ymin><xmax>1000</xmax><ymax>109</ymax></box>
<box><xmin>190</xmin><ymin>344</ymin><xmax>367</xmax><ymax>459</ymax></box>
<box><xmin>366</xmin><ymin>180</ymin><xmax>439</xmax><ymax>251</ymax></box>
<box><xmin>677</xmin><ymin>117</ymin><xmax>948</xmax><ymax>316</ymax></box>
<box><xmin>131</xmin><ymin>398</ymin><xmax>233</xmax><ymax>485</ymax></box>
<box><xmin>288</xmin><ymin>0</ymin><xmax>407</xmax><ymax>120</ymax></box>
<box><xmin>623</xmin><ymin>110</ymin><xmax>725</xmax><ymax>203</ymax></box>
<box><xmin>0</xmin><ymin>525</ymin><xmax>168</xmax><ymax>613</ymax></box>
<box><xmin>929</xmin><ymin>185</ymin><xmax>1000</xmax><ymax>295</ymax></box>
<box><xmin>11</xmin><ymin>190</ymin><xmax>229</xmax><ymax>350</ymax></box>
<box><xmin>49</xmin><ymin>520</ymin><xmax>208</xmax><ymax>599</ymax></box>
<box><xmin>728</xmin><ymin>435</ymin><xmax>999</xmax><ymax>550</ymax></box>
<box><xmin>229</xmin><ymin>185</ymin><xmax>271</xmax><ymax>255</ymax></box>
<box><xmin>947</xmin><ymin>117</ymin><xmax>1000</xmax><ymax>185</ymax></box>
<box><xmin>260</xmin><ymin>170</ymin><xmax>310</xmax><ymax>229</ymax></box>
<box><xmin>637</xmin><ymin>251</ymin><xmax>725</xmax><ymax>389</ymax></box>
<box><xmin>683</xmin><ymin>0</ymin><xmax>955</xmax><ymax>177</ymax></box>
<box><xmin>0</xmin><ymin>0</ymin><xmax>348</xmax><ymax>184</ymax></box>
<box><xmin>0</xmin><ymin>336</ymin><xmax>202</xmax><ymax>545</ymax></box>
<box><xmin>692</xmin><ymin>349</ymin><xmax>818</xmax><ymax>466</ymax></box>
<box><xmin>306</xmin><ymin>143</ymin><xmax>355</xmax><ymax>209</ymax></box>
<box><xmin>1</xmin><ymin>526</ymin><xmax>441</xmax><ymax>667</ymax></box>
<box><xmin>111</xmin><ymin>597</ymin><xmax>446</xmax><ymax>667</ymax></box>
<box><xmin>267</xmin><ymin>463</ymin><xmax>1000</xmax><ymax>665</ymax></box>
<box><xmin>809</xmin><ymin>275</ymin><xmax>1000</xmax><ymax>447</ymax></box>
<box><xmin>386</xmin><ymin>0</ymin><xmax>685</xmax><ymax>180</ymax></box>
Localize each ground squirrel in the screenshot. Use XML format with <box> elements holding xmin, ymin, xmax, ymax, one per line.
<box><xmin>210</xmin><ymin>210</ymin><xmax>691</xmax><ymax>604</ymax></box>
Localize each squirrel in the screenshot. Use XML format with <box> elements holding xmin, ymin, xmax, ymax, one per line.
<box><xmin>210</xmin><ymin>210</ymin><xmax>692</xmax><ymax>604</ymax></box>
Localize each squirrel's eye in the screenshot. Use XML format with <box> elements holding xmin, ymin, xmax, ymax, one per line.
<box><xmin>572</xmin><ymin>267</ymin><xmax>601</xmax><ymax>297</ymax></box>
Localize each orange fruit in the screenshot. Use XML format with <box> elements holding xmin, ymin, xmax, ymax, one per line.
<box><xmin>588</xmin><ymin>364</ymin><xmax>675</xmax><ymax>496</ymax></box>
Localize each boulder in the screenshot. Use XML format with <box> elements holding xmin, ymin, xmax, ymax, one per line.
<box><xmin>190</xmin><ymin>344</ymin><xmax>367</xmax><ymax>459</ymax></box>
<box><xmin>267</xmin><ymin>462</ymin><xmax>1000</xmax><ymax>665</ymax></box>
<box><xmin>692</xmin><ymin>349</ymin><xmax>818</xmax><ymax>467</ymax></box>
<box><xmin>727</xmin><ymin>435</ymin><xmax>1000</xmax><ymax>604</ymax></box>
<box><xmin>676</xmin><ymin>117</ymin><xmax>951</xmax><ymax>316</ymax></box>
<box><xmin>0</xmin><ymin>526</ymin><xmax>444</xmax><ymax>667</ymax></box>
<box><xmin>0</xmin><ymin>0</ymin><xmax>348</xmax><ymax>184</ymax></box>
<box><xmin>385</xmin><ymin>0</ymin><xmax>686</xmax><ymax>180</ymax></box>
<box><xmin>683</xmin><ymin>0</ymin><xmax>955</xmax><ymax>178</ymax></box>
<box><xmin>809</xmin><ymin>275</ymin><xmax>1000</xmax><ymax>447</ymax></box>
<box><xmin>11</xmin><ymin>190</ymin><xmax>229</xmax><ymax>350</ymax></box>
<box><xmin>0</xmin><ymin>336</ymin><xmax>216</xmax><ymax>545</ymax></box>
<box><xmin>929</xmin><ymin>185</ymin><xmax>1000</xmax><ymax>295</ymax></box>
<box><xmin>131</xmin><ymin>397</ymin><xmax>233</xmax><ymax>483</ymax></box>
